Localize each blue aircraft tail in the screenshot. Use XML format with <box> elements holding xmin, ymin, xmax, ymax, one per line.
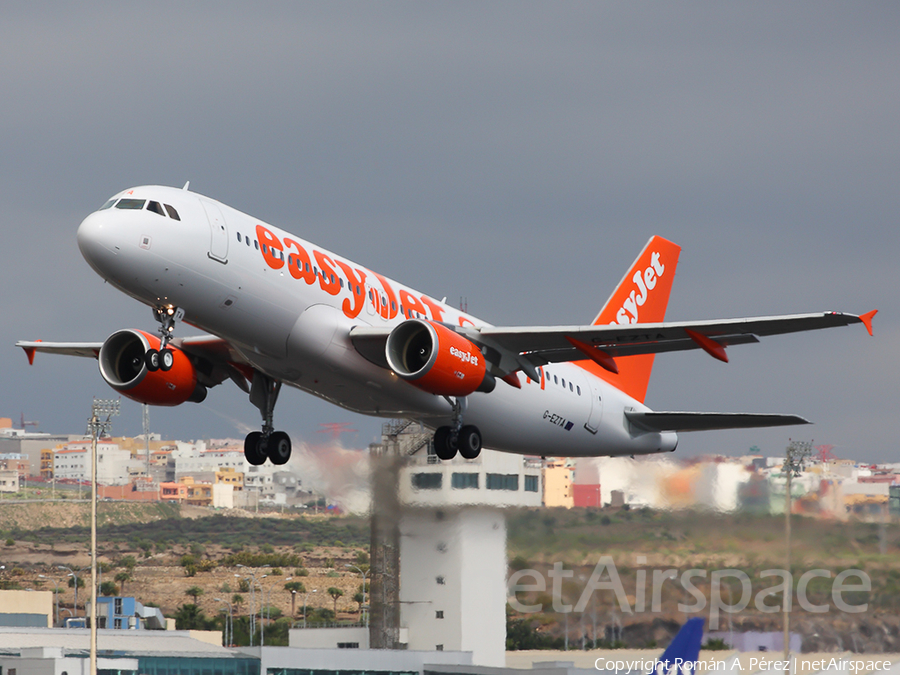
<box><xmin>649</xmin><ymin>617</ymin><xmax>705</xmax><ymax>675</ymax></box>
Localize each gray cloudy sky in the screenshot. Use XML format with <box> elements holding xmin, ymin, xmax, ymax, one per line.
<box><xmin>2</xmin><ymin>3</ymin><xmax>897</xmax><ymax>461</ymax></box>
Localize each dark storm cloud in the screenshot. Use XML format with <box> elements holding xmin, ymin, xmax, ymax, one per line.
<box><xmin>1</xmin><ymin>3</ymin><xmax>896</xmax><ymax>458</ymax></box>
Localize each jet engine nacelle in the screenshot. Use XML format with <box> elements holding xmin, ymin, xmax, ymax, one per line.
<box><xmin>385</xmin><ymin>319</ymin><xmax>495</xmax><ymax>396</ymax></box>
<box><xmin>98</xmin><ymin>329</ymin><xmax>207</xmax><ymax>406</ymax></box>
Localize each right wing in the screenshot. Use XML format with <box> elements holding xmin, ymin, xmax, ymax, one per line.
<box><xmin>17</xmin><ymin>335</ymin><xmax>253</xmax><ymax>394</ymax></box>
<box><xmin>350</xmin><ymin>309</ymin><xmax>877</xmax><ymax>381</ymax></box>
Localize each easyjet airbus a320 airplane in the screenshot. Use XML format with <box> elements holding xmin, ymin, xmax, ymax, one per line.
<box><xmin>18</xmin><ymin>185</ymin><xmax>877</xmax><ymax>465</ymax></box>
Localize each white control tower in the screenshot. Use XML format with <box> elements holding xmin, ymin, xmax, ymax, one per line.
<box><xmin>393</xmin><ymin>430</ymin><xmax>542</xmax><ymax>666</ymax></box>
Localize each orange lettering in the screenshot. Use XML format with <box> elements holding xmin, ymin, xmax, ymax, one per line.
<box><xmin>283</xmin><ymin>237</ymin><xmax>315</xmax><ymax>284</ymax></box>
<box><xmin>256</xmin><ymin>225</ymin><xmax>284</xmax><ymax>269</ymax></box>
<box><xmin>335</xmin><ymin>262</ymin><xmax>367</xmax><ymax>318</ymax></box>
<box><xmin>398</xmin><ymin>290</ymin><xmax>426</xmax><ymax>319</ymax></box>
<box><xmin>313</xmin><ymin>251</ymin><xmax>341</xmax><ymax>296</ymax></box>
<box><xmin>371</xmin><ymin>272</ymin><xmax>398</xmax><ymax>320</ymax></box>
<box><xmin>419</xmin><ymin>296</ymin><xmax>446</xmax><ymax>322</ymax></box>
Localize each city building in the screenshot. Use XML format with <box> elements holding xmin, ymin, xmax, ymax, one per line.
<box><xmin>542</xmin><ymin>460</ymin><xmax>573</xmax><ymax>508</ymax></box>
<box><xmin>0</xmin><ymin>628</ymin><xmax>258</xmax><ymax>675</ymax></box>
<box><xmin>0</xmin><ymin>590</ymin><xmax>53</xmax><ymax>628</ymax></box>
<box><xmin>86</xmin><ymin>597</ymin><xmax>167</xmax><ymax>630</ymax></box>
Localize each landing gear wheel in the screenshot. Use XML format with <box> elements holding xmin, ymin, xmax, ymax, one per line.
<box><xmin>244</xmin><ymin>431</ymin><xmax>267</xmax><ymax>466</ymax></box>
<box><xmin>145</xmin><ymin>349</ymin><xmax>160</xmax><ymax>372</ymax></box>
<box><xmin>458</xmin><ymin>425</ymin><xmax>482</xmax><ymax>459</ymax></box>
<box><xmin>268</xmin><ymin>431</ymin><xmax>292</xmax><ymax>465</ymax></box>
<box><xmin>433</xmin><ymin>426</ymin><xmax>458</xmax><ymax>461</ymax></box>
<box><xmin>159</xmin><ymin>348</ymin><xmax>174</xmax><ymax>371</ymax></box>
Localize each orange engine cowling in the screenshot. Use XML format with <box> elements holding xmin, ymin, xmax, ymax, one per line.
<box><xmin>98</xmin><ymin>329</ymin><xmax>206</xmax><ymax>406</ymax></box>
<box><xmin>385</xmin><ymin>319</ymin><xmax>495</xmax><ymax>396</ymax></box>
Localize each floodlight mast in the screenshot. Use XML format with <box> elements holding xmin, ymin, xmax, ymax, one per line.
<box><xmin>88</xmin><ymin>399</ymin><xmax>119</xmax><ymax>675</ymax></box>
<box><xmin>782</xmin><ymin>439</ymin><xmax>812</xmax><ymax>675</ymax></box>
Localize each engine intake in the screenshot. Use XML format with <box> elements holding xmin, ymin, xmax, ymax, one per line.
<box><xmin>98</xmin><ymin>329</ymin><xmax>206</xmax><ymax>406</ymax></box>
<box><xmin>386</xmin><ymin>320</ymin><xmax>494</xmax><ymax>396</ymax></box>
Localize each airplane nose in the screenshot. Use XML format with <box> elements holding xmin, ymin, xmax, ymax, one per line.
<box><xmin>76</xmin><ymin>211</ymin><xmax>116</xmax><ymax>274</ymax></box>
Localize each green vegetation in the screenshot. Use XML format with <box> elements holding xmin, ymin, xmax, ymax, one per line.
<box><xmin>0</xmin><ymin>510</ymin><xmax>368</xmax><ymax>549</ymax></box>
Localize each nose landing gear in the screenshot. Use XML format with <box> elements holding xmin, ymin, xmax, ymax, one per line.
<box><xmin>243</xmin><ymin>372</ymin><xmax>292</xmax><ymax>466</ymax></box>
<box><xmin>145</xmin><ymin>305</ymin><xmax>183</xmax><ymax>372</ymax></box>
<box><xmin>432</xmin><ymin>397</ymin><xmax>482</xmax><ymax>461</ymax></box>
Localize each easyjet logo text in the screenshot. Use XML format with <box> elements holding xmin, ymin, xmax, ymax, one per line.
<box><xmin>610</xmin><ymin>251</ymin><xmax>665</xmax><ymax>325</ymax></box>
<box><xmin>254</xmin><ymin>224</ymin><xmax>474</xmax><ymax>328</ymax></box>
<box><xmin>449</xmin><ymin>346</ymin><xmax>478</xmax><ymax>366</ymax></box>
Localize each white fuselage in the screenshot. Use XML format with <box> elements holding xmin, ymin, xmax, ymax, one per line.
<box><xmin>76</xmin><ymin>185</ymin><xmax>677</xmax><ymax>457</ymax></box>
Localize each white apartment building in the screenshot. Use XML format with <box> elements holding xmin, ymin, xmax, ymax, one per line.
<box><xmin>53</xmin><ymin>441</ymin><xmax>138</xmax><ymax>485</ymax></box>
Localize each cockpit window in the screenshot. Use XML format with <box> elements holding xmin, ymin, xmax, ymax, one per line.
<box><xmin>116</xmin><ymin>199</ymin><xmax>146</xmax><ymax>210</ymax></box>
<box><xmin>147</xmin><ymin>201</ymin><xmax>166</xmax><ymax>216</ymax></box>
<box><xmin>164</xmin><ymin>204</ymin><xmax>180</xmax><ymax>221</ymax></box>
<box><xmin>99</xmin><ymin>199</ymin><xmax>116</xmax><ymax>210</ymax></box>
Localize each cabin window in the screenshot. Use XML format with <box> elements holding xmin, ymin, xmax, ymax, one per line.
<box><xmin>254</xmin><ymin>240</ymin><xmax>259</xmax><ymax>250</ymax></box>
<box><xmin>237</xmin><ymin>233</ymin><xmax>242</xmax><ymax>243</ymax></box>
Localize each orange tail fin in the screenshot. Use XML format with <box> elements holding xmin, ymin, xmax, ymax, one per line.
<box><xmin>579</xmin><ymin>236</ymin><xmax>681</xmax><ymax>403</ymax></box>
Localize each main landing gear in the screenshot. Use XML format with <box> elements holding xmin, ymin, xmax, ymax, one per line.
<box><xmin>145</xmin><ymin>305</ymin><xmax>184</xmax><ymax>372</ymax></box>
<box><xmin>432</xmin><ymin>397</ymin><xmax>482</xmax><ymax>461</ymax></box>
<box><xmin>244</xmin><ymin>371</ymin><xmax>292</xmax><ymax>466</ymax></box>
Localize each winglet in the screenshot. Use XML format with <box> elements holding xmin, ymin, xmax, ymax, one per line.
<box><xmin>22</xmin><ymin>339</ymin><xmax>41</xmax><ymax>365</ymax></box>
<box><xmin>566</xmin><ymin>336</ymin><xmax>619</xmax><ymax>374</ymax></box>
<box><xmin>859</xmin><ymin>309</ymin><xmax>877</xmax><ymax>337</ymax></box>
<box><xmin>685</xmin><ymin>329</ymin><xmax>728</xmax><ymax>363</ymax></box>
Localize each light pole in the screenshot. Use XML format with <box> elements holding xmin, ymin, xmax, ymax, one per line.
<box><xmin>236</xmin><ymin>565</ymin><xmax>267</xmax><ymax>646</ymax></box>
<box><xmin>87</xmin><ymin>398</ymin><xmax>119</xmax><ymax>675</ymax></box>
<box><xmin>214</xmin><ymin>597</ymin><xmax>233</xmax><ymax>647</ymax></box>
<box><xmin>303</xmin><ymin>588</ymin><xmax>317</xmax><ymax>628</ymax></box>
<box><xmin>345</xmin><ymin>564</ymin><xmax>369</xmax><ymax>627</ymax></box>
<box><xmin>58</xmin><ymin>565</ymin><xmax>87</xmax><ymax>618</ymax></box>
<box><xmin>261</xmin><ymin>578</ymin><xmax>283</xmax><ymax>646</ymax></box>
<box><xmin>39</xmin><ymin>574</ymin><xmax>63</xmax><ymax>626</ymax></box>
<box><xmin>783</xmin><ymin>440</ymin><xmax>812</xmax><ymax>675</ymax></box>
<box><xmin>258</xmin><ymin>575</ymin><xmax>268</xmax><ymax>647</ymax></box>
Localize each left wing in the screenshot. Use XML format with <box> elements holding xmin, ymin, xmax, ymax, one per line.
<box><xmin>478</xmin><ymin>309</ymin><xmax>876</xmax><ymax>369</ymax></box>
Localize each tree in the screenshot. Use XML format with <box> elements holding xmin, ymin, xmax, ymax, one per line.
<box><xmin>114</xmin><ymin>572</ymin><xmax>131</xmax><ymax>596</ymax></box>
<box><xmin>284</xmin><ymin>581</ymin><xmax>305</xmax><ymax>617</ymax></box>
<box><xmin>232</xmin><ymin>594</ymin><xmax>244</xmax><ymax>614</ymax></box>
<box><xmin>173</xmin><ymin>603</ymin><xmax>208</xmax><ymax>630</ymax></box>
<box><xmin>185</xmin><ymin>586</ymin><xmax>204</xmax><ymax>602</ymax></box>
<box><xmin>68</xmin><ymin>576</ymin><xmax>85</xmax><ymax>589</ymax></box>
<box><xmin>100</xmin><ymin>581</ymin><xmax>118</xmax><ymax>597</ymax></box>
<box><xmin>327</xmin><ymin>587</ymin><xmax>343</xmax><ymax>616</ymax></box>
<box><xmin>353</xmin><ymin>592</ymin><xmax>364</xmax><ymax>613</ymax></box>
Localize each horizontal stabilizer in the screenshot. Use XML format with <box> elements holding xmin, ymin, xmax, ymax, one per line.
<box><xmin>626</xmin><ymin>410</ymin><xmax>810</xmax><ymax>433</ymax></box>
